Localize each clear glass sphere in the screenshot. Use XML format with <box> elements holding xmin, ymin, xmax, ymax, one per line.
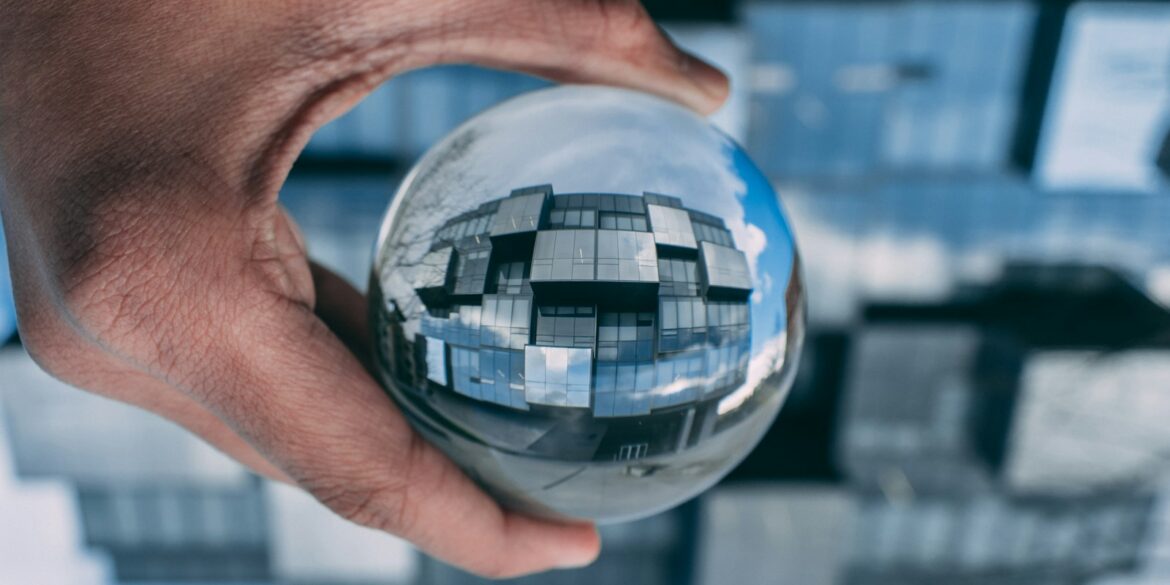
<box><xmin>370</xmin><ymin>85</ymin><xmax>804</xmax><ymax>523</ymax></box>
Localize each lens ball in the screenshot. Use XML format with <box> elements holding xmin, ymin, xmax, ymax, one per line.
<box><xmin>371</xmin><ymin>85</ymin><xmax>804</xmax><ymax>523</ymax></box>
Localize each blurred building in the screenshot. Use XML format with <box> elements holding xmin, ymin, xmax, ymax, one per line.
<box><xmin>844</xmin><ymin>491</ymin><xmax>1155</xmax><ymax>585</ymax></box>
<box><xmin>838</xmin><ymin>324</ymin><xmax>1021</xmax><ymax>495</ymax></box>
<box><xmin>0</xmin><ymin>397</ymin><xmax>112</xmax><ymax>585</ymax></box>
<box><xmin>1034</xmin><ymin>2</ymin><xmax>1170</xmax><ymax>192</ymax></box>
<box><xmin>743</xmin><ymin>1</ymin><xmax>1036</xmax><ymax>179</ymax></box>
<box><xmin>2</xmin><ymin>1</ymin><xmax>1170</xmax><ymax>584</ymax></box>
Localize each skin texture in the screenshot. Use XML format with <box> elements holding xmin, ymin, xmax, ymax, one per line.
<box><xmin>0</xmin><ymin>0</ymin><xmax>727</xmax><ymax>578</ymax></box>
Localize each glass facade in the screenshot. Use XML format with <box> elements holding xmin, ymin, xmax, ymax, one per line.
<box><xmin>479</xmin><ymin>295</ymin><xmax>531</xmax><ymax>350</ymax></box>
<box><xmin>434</xmin><ymin>210</ymin><xmax>493</xmax><ymax>245</ymax></box>
<box><xmin>524</xmin><ymin>346</ymin><xmax>592</xmax><ymax>408</ymax></box>
<box><xmin>598</xmin><ymin>211</ymin><xmax>648</xmax><ymax>231</ymax></box>
<box><xmin>493</xmin><ymin>261</ymin><xmax>526</xmax><ymax>295</ymax></box>
<box><xmin>451</xmin><ymin>242</ymin><xmax>492</xmax><ymax>295</ymax></box>
<box><xmin>548</xmin><ymin>208</ymin><xmax>597</xmax><ymax>229</ymax></box>
<box><xmin>596</xmin><ymin>230</ymin><xmax>659</xmax><ymax>283</ymax></box>
<box><xmin>700</xmin><ymin>242</ymin><xmax>753</xmax><ymax>293</ymax></box>
<box><xmin>490</xmin><ymin>189</ymin><xmax>549</xmax><ymax>237</ymax></box>
<box><xmin>478</xmin><ymin>348</ymin><xmax>527</xmax><ymax>409</ymax></box>
<box><xmin>659</xmin><ymin>297</ymin><xmax>708</xmax><ymax>352</ymax></box>
<box><xmin>691</xmin><ymin>217</ymin><xmax>735</xmax><ymax>248</ymax></box>
<box><xmin>648</xmin><ymin>204</ymin><xmax>699</xmax><ymax>250</ymax></box>
<box><xmin>658</xmin><ymin>257</ymin><xmax>701</xmax><ymax>297</ymax></box>
<box><xmin>424</xmin><ymin>337</ymin><xmax>447</xmax><ymax>386</ymax></box>
<box><xmin>409</xmin><ymin>187</ymin><xmax>754</xmax><ymax>422</ymax></box>
<box><xmin>531</xmin><ymin>229</ymin><xmax>597</xmax><ymax>281</ymax></box>
<box><xmin>595</xmin><ymin>312</ymin><xmax>658</xmax><ymax>417</ymax></box>
<box><xmin>536</xmin><ymin>306</ymin><xmax>596</xmax><ymax>348</ymax></box>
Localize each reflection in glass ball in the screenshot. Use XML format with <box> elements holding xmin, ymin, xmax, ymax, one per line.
<box><xmin>370</xmin><ymin>86</ymin><xmax>804</xmax><ymax>523</ymax></box>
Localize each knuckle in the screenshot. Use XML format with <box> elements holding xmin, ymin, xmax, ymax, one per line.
<box><xmin>589</xmin><ymin>0</ymin><xmax>659</xmax><ymax>52</ymax></box>
<box><xmin>304</xmin><ymin>433</ymin><xmax>428</xmax><ymax>537</ymax></box>
<box><xmin>310</xmin><ymin>477</ymin><xmax>418</xmax><ymax>536</ymax></box>
<box><xmin>54</xmin><ymin>206</ymin><xmax>170</xmax><ymax>344</ymax></box>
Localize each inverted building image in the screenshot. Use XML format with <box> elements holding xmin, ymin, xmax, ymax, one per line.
<box><xmin>379</xmin><ymin>185</ymin><xmax>755</xmax><ymax>463</ymax></box>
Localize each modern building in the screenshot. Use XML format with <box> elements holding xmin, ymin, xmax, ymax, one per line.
<box><xmin>844</xmin><ymin>491</ymin><xmax>1156</xmax><ymax>585</ymax></box>
<box><xmin>380</xmin><ymin>185</ymin><xmax>754</xmax><ymax>462</ymax></box>
<box><xmin>837</xmin><ymin>324</ymin><xmax>1023</xmax><ymax>495</ymax></box>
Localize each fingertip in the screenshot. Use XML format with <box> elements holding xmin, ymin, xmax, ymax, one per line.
<box><xmin>553</xmin><ymin>521</ymin><xmax>601</xmax><ymax>569</ymax></box>
<box><xmin>678</xmin><ymin>51</ymin><xmax>731</xmax><ymax>115</ymax></box>
<box><xmin>503</xmin><ymin>513</ymin><xmax>601</xmax><ymax>574</ymax></box>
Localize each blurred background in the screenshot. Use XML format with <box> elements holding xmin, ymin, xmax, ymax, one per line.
<box><xmin>2</xmin><ymin>1</ymin><xmax>1170</xmax><ymax>583</ymax></box>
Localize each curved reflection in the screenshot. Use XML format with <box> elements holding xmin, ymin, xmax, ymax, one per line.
<box><xmin>371</xmin><ymin>86</ymin><xmax>804</xmax><ymax>522</ymax></box>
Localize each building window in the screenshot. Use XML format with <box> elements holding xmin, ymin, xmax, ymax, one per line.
<box><xmin>494</xmin><ymin>261</ymin><xmax>527</xmax><ymax>294</ymax></box>
<box><xmin>704</xmin><ymin>338</ymin><xmax>750</xmax><ymax>395</ymax></box>
<box><xmin>524</xmin><ymin>346</ymin><xmax>592</xmax><ymax>408</ymax></box>
<box><xmin>659</xmin><ymin>297</ymin><xmax>708</xmax><ymax>352</ymax></box>
<box><xmin>707</xmin><ymin>301</ymin><xmax>750</xmax><ymax>345</ymax></box>
<box><xmin>643</xmin><ymin>192</ymin><xmax>683</xmax><ymax>208</ymax></box>
<box><xmin>598</xmin><ymin>212</ymin><xmax>648</xmax><ymax>231</ymax></box>
<box><xmin>594</xmin><ymin>312</ymin><xmax>656</xmax><ymax>417</ymax></box>
<box><xmin>693</xmin><ymin>221</ymin><xmax>734</xmax><ymax>247</ymax></box>
<box><xmin>531</xmin><ymin>229</ymin><xmax>596</xmax><ymax>281</ymax></box>
<box><xmin>653</xmin><ymin>351</ymin><xmax>704</xmax><ymax>408</ymax></box>
<box><xmin>615</xmin><ymin>443</ymin><xmax>649</xmax><ymax>461</ymax></box>
<box><xmin>424</xmin><ymin>337</ymin><xmax>447</xmax><ymax>385</ymax></box>
<box><xmin>490</xmin><ymin>190</ymin><xmax>547</xmax><ymax>236</ymax></box>
<box><xmin>452</xmin><ymin>245</ymin><xmax>491</xmax><ymax>295</ymax></box>
<box><xmin>437</xmin><ymin>213</ymin><xmax>492</xmax><ymax>244</ymax></box>
<box><xmin>450</xmin><ymin>346</ymin><xmax>482</xmax><ymax>400</ymax></box>
<box><xmin>595</xmin><ymin>194</ymin><xmax>645</xmax><ymax>214</ymax></box>
<box><xmin>450</xmin><ymin>346</ymin><xmax>528</xmax><ymax>410</ymax></box>
<box><xmin>479</xmin><ymin>295</ymin><xmax>531</xmax><ymax>350</ymax></box>
<box><xmin>536</xmin><ymin>306</ymin><xmax>596</xmax><ymax>348</ymax></box>
<box><xmin>597</xmin><ymin>312</ymin><xmax>655</xmax><ymax>362</ymax></box>
<box><xmin>699</xmin><ymin>241</ymin><xmax>753</xmax><ymax>292</ymax></box>
<box><xmin>658</xmin><ymin>257</ymin><xmax>700</xmax><ymax>296</ymax></box>
<box><xmin>478</xmin><ymin>348</ymin><xmax>527</xmax><ymax>410</ymax></box>
<box><xmin>596</xmin><ymin>230</ymin><xmax>658</xmax><ymax>282</ymax></box>
<box><xmin>647</xmin><ymin>204</ymin><xmax>698</xmax><ymax>249</ymax></box>
<box><xmin>548</xmin><ymin>208</ymin><xmax>597</xmax><ymax>229</ymax></box>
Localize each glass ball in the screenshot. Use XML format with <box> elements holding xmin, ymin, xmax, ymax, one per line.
<box><xmin>370</xmin><ymin>85</ymin><xmax>804</xmax><ymax>523</ymax></box>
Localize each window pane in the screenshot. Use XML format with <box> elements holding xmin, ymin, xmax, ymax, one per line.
<box><xmin>553</xmin><ymin>230</ymin><xmax>575</xmax><ymax>258</ymax></box>
<box><xmin>513</xmin><ymin>298</ymin><xmax>529</xmax><ymax>324</ymax></box>
<box><xmin>575</xmin><ymin>230</ymin><xmax>595</xmax><ymax>260</ymax></box>
<box><xmin>661</xmin><ymin>300</ymin><xmax>677</xmax><ymax>329</ymax></box>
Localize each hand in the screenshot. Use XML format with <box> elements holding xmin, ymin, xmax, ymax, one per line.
<box><xmin>0</xmin><ymin>0</ymin><xmax>727</xmax><ymax>577</ymax></box>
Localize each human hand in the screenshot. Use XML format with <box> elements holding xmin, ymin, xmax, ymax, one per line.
<box><xmin>0</xmin><ymin>0</ymin><xmax>727</xmax><ymax>577</ymax></box>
